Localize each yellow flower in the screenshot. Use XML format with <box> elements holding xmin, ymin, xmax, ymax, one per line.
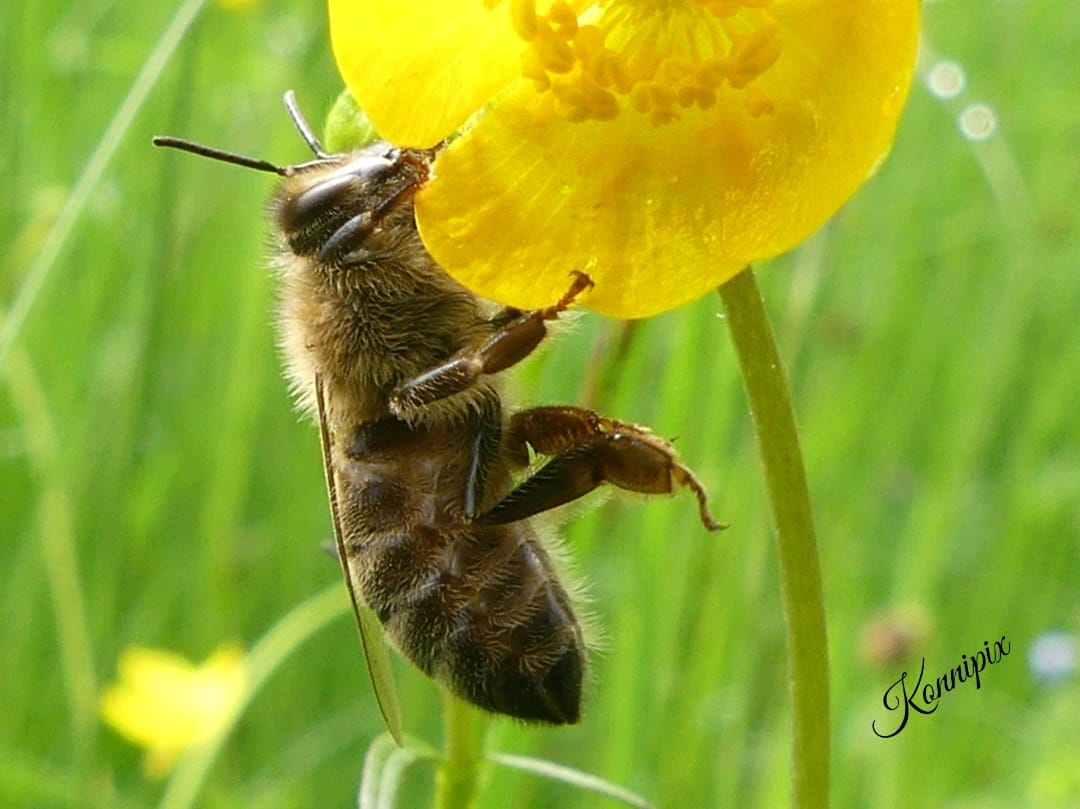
<box><xmin>100</xmin><ymin>644</ymin><xmax>247</xmax><ymax>778</ymax></box>
<box><xmin>329</xmin><ymin>1</ymin><xmax>919</xmax><ymax>318</ymax></box>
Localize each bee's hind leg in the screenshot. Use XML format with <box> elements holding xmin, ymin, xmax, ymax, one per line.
<box><xmin>477</xmin><ymin>406</ymin><xmax>724</xmax><ymax>532</ymax></box>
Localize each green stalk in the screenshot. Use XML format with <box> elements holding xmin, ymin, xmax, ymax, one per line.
<box><xmin>718</xmin><ymin>268</ymin><xmax>830</xmax><ymax>809</ymax></box>
<box><xmin>434</xmin><ymin>692</ymin><xmax>489</xmax><ymax>809</ymax></box>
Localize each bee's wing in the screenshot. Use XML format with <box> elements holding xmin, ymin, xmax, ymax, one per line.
<box><xmin>315</xmin><ymin>375</ymin><xmax>405</xmax><ymax>747</ymax></box>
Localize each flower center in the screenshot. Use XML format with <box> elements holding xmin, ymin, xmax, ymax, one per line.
<box><xmin>502</xmin><ymin>0</ymin><xmax>781</xmax><ymax>124</ymax></box>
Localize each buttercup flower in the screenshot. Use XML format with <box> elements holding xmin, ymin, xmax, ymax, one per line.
<box><xmin>100</xmin><ymin>644</ymin><xmax>247</xmax><ymax>778</ymax></box>
<box><xmin>329</xmin><ymin>1</ymin><xmax>919</xmax><ymax>318</ymax></box>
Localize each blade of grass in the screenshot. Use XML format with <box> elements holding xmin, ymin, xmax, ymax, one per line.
<box><xmin>158</xmin><ymin>582</ymin><xmax>349</xmax><ymax>809</ymax></box>
<box><xmin>490</xmin><ymin>753</ymin><xmax>655</xmax><ymax>809</ymax></box>
<box><xmin>2</xmin><ymin>338</ymin><xmax>96</xmax><ymax>756</ymax></box>
<box><xmin>0</xmin><ymin>0</ymin><xmax>207</xmax><ymax>370</ymax></box>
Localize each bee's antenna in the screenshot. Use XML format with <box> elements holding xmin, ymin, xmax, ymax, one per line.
<box><xmin>283</xmin><ymin>90</ymin><xmax>330</xmax><ymax>159</ymax></box>
<box><xmin>151</xmin><ymin>136</ymin><xmax>288</xmax><ymax>176</ymax></box>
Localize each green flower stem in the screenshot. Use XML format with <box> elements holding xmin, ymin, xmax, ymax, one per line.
<box><xmin>435</xmin><ymin>692</ymin><xmax>490</xmax><ymax>809</ymax></box>
<box><xmin>718</xmin><ymin>268</ymin><xmax>830</xmax><ymax>809</ymax></box>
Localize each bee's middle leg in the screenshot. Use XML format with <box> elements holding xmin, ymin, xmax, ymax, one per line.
<box><xmin>389</xmin><ymin>272</ymin><xmax>593</xmax><ymax>416</ymax></box>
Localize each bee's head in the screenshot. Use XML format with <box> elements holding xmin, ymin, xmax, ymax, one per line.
<box><xmin>153</xmin><ymin>90</ymin><xmax>432</xmax><ymax>265</ymax></box>
<box><xmin>272</xmin><ymin>143</ymin><xmax>428</xmax><ymax>262</ymax></box>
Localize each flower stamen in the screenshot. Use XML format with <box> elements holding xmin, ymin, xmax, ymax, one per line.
<box><xmin>501</xmin><ymin>0</ymin><xmax>781</xmax><ymax>124</ymax></box>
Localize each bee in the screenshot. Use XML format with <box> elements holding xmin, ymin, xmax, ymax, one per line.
<box><xmin>154</xmin><ymin>92</ymin><xmax>721</xmax><ymax>727</ymax></box>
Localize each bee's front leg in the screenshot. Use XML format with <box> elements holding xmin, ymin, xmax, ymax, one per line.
<box><xmin>389</xmin><ymin>272</ymin><xmax>593</xmax><ymax>416</ymax></box>
<box><xmin>478</xmin><ymin>406</ymin><xmax>724</xmax><ymax>532</ymax></box>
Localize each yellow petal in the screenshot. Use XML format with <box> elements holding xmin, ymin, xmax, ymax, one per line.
<box><xmin>328</xmin><ymin>0</ymin><xmax>521</xmax><ymax>147</ymax></box>
<box><xmin>418</xmin><ymin>94</ymin><xmax>746</xmax><ymax>317</ymax></box>
<box><xmin>414</xmin><ymin>1</ymin><xmax>919</xmax><ymax>318</ymax></box>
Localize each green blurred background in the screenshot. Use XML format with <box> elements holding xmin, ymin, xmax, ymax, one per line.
<box><xmin>2</xmin><ymin>0</ymin><xmax>1078</xmax><ymax>807</ymax></box>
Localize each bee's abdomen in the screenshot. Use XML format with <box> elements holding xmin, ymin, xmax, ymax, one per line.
<box><xmin>431</xmin><ymin>528</ymin><xmax>584</xmax><ymax>724</ymax></box>
<box><xmin>336</xmin><ymin>446</ymin><xmax>585</xmax><ymax>724</ymax></box>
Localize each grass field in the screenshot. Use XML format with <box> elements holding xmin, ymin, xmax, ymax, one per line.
<box><xmin>2</xmin><ymin>1</ymin><xmax>1078</xmax><ymax>807</ymax></box>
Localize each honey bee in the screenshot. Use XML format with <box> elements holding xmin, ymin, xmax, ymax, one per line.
<box><xmin>154</xmin><ymin>92</ymin><xmax>721</xmax><ymax>727</ymax></box>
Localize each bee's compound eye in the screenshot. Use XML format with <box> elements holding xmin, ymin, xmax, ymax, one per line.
<box><xmin>333</xmin><ymin>153</ymin><xmax>398</xmax><ymax>184</ymax></box>
<box><xmin>280</xmin><ymin>172</ymin><xmax>359</xmax><ymax>235</ymax></box>
<box><xmin>280</xmin><ymin>153</ymin><xmax>401</xmax><ymax>239</ymax></box>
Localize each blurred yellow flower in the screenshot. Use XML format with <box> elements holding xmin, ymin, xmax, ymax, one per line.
<box><xmin>328</xmin><ymin>0</ymin><xmax>919</xmax><ymax>317</ymax></box>
<box><xmin>100</xmin><ymin>644</ymin><xmax>247</xmax><ymax>778</ymax></box>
